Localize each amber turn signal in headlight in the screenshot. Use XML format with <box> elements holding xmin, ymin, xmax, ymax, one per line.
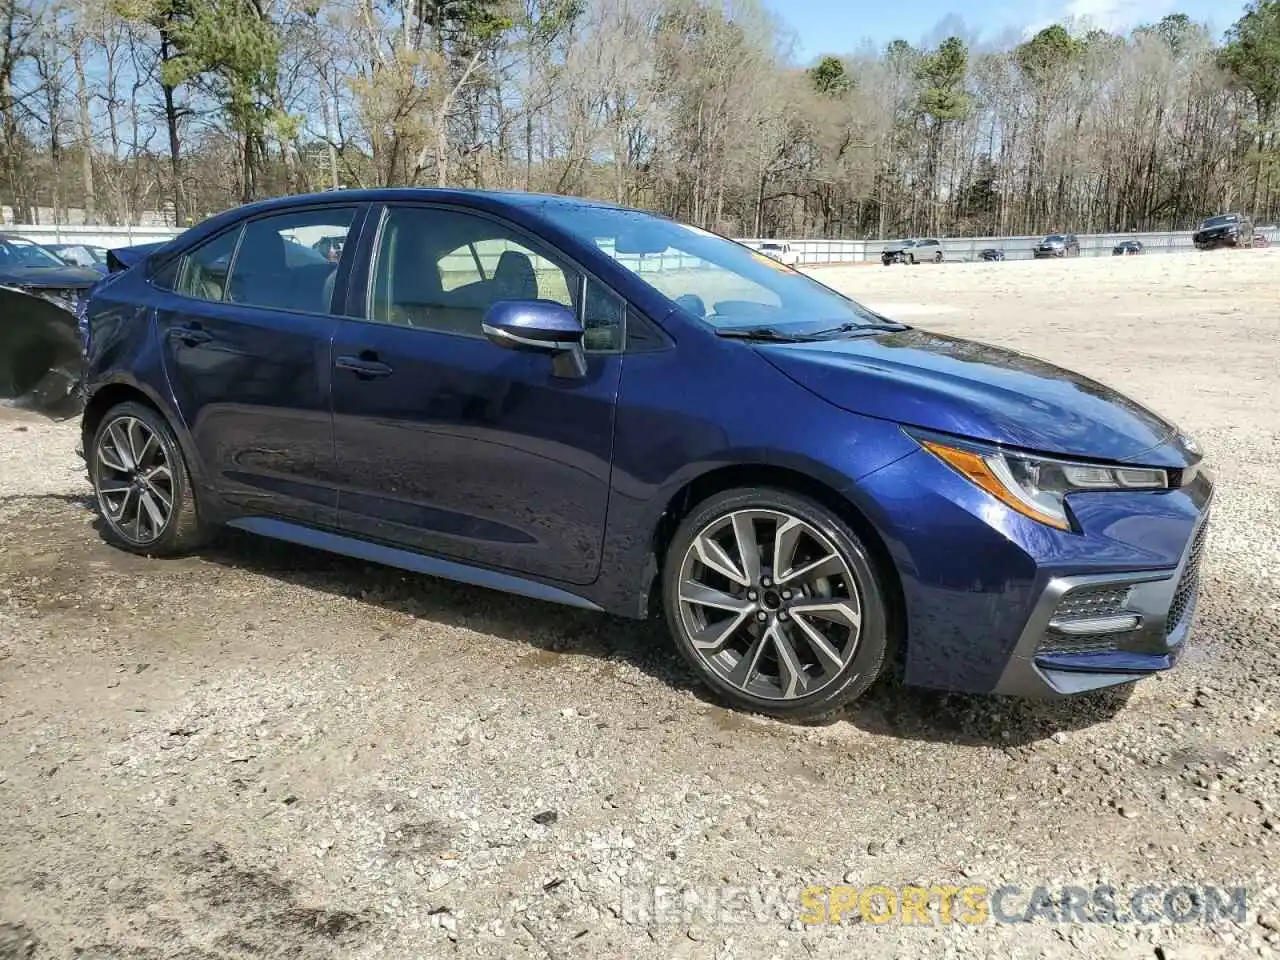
<box><xmin>918</xmin><ymin>438</ymin><xmax>1169</xmax><ymax>531</ymax></box>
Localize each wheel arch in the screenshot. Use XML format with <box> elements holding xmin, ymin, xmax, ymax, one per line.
<box><xmin>648</xmin><ymin>463</ymin><xmax>906</xmax><ymax>662</ymax></box>
<box><xmin>81</xmin><ymin>378</ymin><xmax>210</xmax><ymax>492</ymax></box>
<box><xmin>82</xmin><ymin>379</ymin><xmax>168</xmax><ymax>451</ymax></box>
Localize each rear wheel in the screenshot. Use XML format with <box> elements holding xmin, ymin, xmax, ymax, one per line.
<box><xmin>933</xmin><ymin>251</ymin><xmax>943</xmax><ymax>264</ymax></box>
<box><xmin>91</xmin><ymin>401</ymin><xmax>212</xmax><ymax>555</ymax></box>
<box><xmin>663</xmin><ymin>488</ymin><xmax>890</xmax><ymax>720</ymax></box>
<box><xmin>907</xmin><ymin>253</ymin><xmax>916</xmax><ymax>265</ymax></box>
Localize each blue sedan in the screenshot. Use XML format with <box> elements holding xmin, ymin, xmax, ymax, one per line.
<box><xmin>78</xmin><ymin>189</ymin><xmax>1212</xmax><ymax>719</ymax></box>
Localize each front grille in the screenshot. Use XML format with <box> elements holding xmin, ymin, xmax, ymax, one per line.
<box><xmin>1052</xmin><ymin>584</ymin><xmax>1131</xmax><ymax>622</ymax></box>
<box><xmin>1035</xmin><ymin>585</ymin><xmax>1135</xmax><ymax>657</ymax></box>
<box><xmin>1037</xmin><ymin>632</ymin><xmax>1133</xmax><ymax>656</ymax></box>
<box><xmin>1166</xmin><ymin>520</ymin><xmax>1209</xmax><ymax>636</ymax></box>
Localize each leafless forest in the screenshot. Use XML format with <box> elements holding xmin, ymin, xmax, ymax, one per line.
<box><xmin>1</xmin><ymin>0</ymin><xmax>1278</xmax><ymax>238</ymax></box>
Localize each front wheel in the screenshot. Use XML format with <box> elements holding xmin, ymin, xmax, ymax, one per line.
<box><xmin>933</xmin><ymin>251</ymin><xmax>943</xmax><ymax>264</ymax></box>
<box><xmin>91</xmin><ymin>401</ymin><xmax>212</xmax><ymax>555</ymax></box>
<box><xmin>663</xmin><ymin>488</ymin><xmax>890</xmax><ymax>720</ymax></box>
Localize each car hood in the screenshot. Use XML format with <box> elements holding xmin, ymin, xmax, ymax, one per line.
<box><xmin>756</xmin><ymin>329</ymin><xmax>1185</xmax><ymax>464</ymax></box>
<box><xmin>1036</xmin><ymin>239</ymin><xmax>1064</xmax><ymax>247</ymax></box>
<box><xmin>1194</xmin><ymin>224</ymin><xmax>1235</xmax><ymax>238</ymax></box>
<box><xmin>0</xmin><ymin>264</ymin><xmax>102</xmax><ymax>288</ymax></box>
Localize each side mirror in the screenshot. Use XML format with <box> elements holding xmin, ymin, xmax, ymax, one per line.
<box><xmin>482</xmin><ymin>299</ymin><xmax>586</xmax><ymax>378</ymax></box>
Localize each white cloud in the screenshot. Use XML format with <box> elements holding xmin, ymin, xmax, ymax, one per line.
<box><xmin>1015</xmin><ymin>0</ymin><xmax>1181</xmax><ymax>38</ymax></box>
<box><xmin>1062</xmin><ymin>0</ymin><xmax>1176</xmax><ymax>30</ymax></box>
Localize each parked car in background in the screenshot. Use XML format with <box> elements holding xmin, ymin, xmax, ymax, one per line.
<box><xmin>46</xmin><ymin>243</ymin><xmax>111</xmax><ymax>273</ymax></box>
<box><xmin>756</xmin><ymin>241</ymin><xmax>798</xmax><ymax>267</ymax></box>
<box><xmin>1112</xmin><ymin>240</ymin><xmax>1144</xmax><ymax>256</ymax></box>
<box><xmin>1033</xmin><ymin>234</ymin><xmax>1080</xmax><ymax>258</ymax></box>
<box><xmin>978</xmin><ymin>248</ymin><xmax>1005</xmax><ymax>261</ymax></box>
<box><xmin>0</xmin><ymin>234</ymin><xmax>102</xmax><ymax>311</ymax></box>
<box><xmin>881</xmin><ymin>238</ymin><xmax>943</xmax><ymax>265</ymax></box>
<box><xmin>1192</xmin><ymin>214</ymin><xmax>1253</xmax><ymax>250</ymax></box>
<box><xmin>75</xmin><ymin>188</ymin><xmax>1212</xmax><ymax>720</ymax></box>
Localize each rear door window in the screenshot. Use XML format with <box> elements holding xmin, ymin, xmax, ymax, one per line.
<box><xmin>225</xmin><ymin>208</ymin><xmax>357</xmax><ymax>314</ymax></box>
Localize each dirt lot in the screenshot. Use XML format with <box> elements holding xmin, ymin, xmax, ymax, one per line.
<box><xmin>1</xmin><ymin>250</ymin><xmax>1278</xmax><ymax>960</ymax></box>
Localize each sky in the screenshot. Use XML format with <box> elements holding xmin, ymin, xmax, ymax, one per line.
<box><xmin>764</xmin><ymin>0</ymin><xmax>1252</xmax><ymax>62</ymax></box>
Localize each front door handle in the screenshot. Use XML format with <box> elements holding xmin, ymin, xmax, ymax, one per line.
<box><xmin>170</xmin><ymin>322</ymin><xmax>212</xmax><ymax>346</ymax></box>
<box><xmin>335</xmin><ymin>353</ymin><xmax>394</xmax><ymax>379</ymax></box>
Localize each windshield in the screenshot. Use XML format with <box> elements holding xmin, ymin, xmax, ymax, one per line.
<box><xmin>0</xmin><ymin>236</ymin><xmax>69</xmax><ymax>268</ymax></box>
<box><xmin>1201</xmin><ymin>215</ymin><xmax>1237</xmax><ymax>228</ymax></box>
<box><xmin>535</xmin><ymin>205</ymin><xmax>887</xmax><ymax>331</ymax></box>
<box><xmin>759</xmin><ymin>243</ymin><xmax>782</xmax><ymax>250</ymax></box>
<box><xmin>50</xmin><ymin>244</ymin><xmax>107</xmax><ymax>266</ymax></box>
<box><xmin>1042</xmin><ymin>235</ymin><xmax>1065</xmax><ymax>242</ymax></box>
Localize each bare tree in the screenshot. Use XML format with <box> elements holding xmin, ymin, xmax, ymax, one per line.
<box><xmin>2</xmin><ymin>0</ymin><xmax>1277</xmax><ymax>235</ymax></box>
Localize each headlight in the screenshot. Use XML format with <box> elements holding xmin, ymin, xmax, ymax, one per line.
<box><xmin>917</xmin><ymin>436</ymin><xmax>1169</xmax><ymax>530</ymax></box>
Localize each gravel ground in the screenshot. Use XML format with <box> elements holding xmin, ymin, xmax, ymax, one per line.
<box><xmin>1</xmin><ymin>250</ymin><xmax>1278</xmax><ymax>960</ymax></box>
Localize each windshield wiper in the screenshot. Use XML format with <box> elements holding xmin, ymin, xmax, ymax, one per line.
<box><xmin>811</xmin><ymin>320</ymin><xmax>909</xmax><ymax>337</ymax></box>
<box><xmin>715</xmin><ymin>326</ymin><xmax>817</xmax><ymax>343</ymax></box>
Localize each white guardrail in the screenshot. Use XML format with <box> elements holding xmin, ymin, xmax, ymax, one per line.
<box><xmin>4</xmin><ymin>223</ymin><xmax>185</xmax><ymax>249</ymax></box>
<box><xmin>4</xmin><ymin>222</ymin><xmax>1275</xmax><ymax>265</ymax></box>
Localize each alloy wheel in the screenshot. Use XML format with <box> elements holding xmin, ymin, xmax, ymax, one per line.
<box><xmin>95</xmin><ymin>415</ymin><xmax>175</xmax><ymax>546</ymax></box>
<box><xmin>676</xmin><ymin>509</ymin><xmax>862</xmax><ymax>701</ymax></box>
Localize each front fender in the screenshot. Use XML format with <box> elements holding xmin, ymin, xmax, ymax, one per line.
<box><xmin>590</xmin><ymin>339</ymin><xmax>921</xmax><ymax>617</ymax></box>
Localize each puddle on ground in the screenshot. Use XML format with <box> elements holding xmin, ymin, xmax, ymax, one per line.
<box><xmin>518</xmin><ymin>648</ymin><xmax>565</xmax><ymax>669</ymax></box>
<box><xmin>709</xmin><ymin>706</ymin><xmax>753</xmax><ymax>733</ymax></box>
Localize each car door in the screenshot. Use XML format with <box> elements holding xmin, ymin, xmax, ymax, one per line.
<box><xmin>154</xmin><ymin>204</ymin><xmax>364</xmax><ymax>527</ymax></box>
<box><xmin>329</xmin><ymin>202</ymin><xmax>624</xmax><ymax>585</ymax></box>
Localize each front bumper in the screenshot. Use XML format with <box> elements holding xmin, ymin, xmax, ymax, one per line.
<box><xmin>1194</xmin><ymin>233</ymin><xmax>1240</xmax><ymax>249</ymax></box>
<box><xmin>992</xmin><ymin>502</ymin><xmax>1211</xmax><ymax>696</ymax></box>
<box><xmin>853</xmin><ymin>447</ymin><xmax>1214</xmax><ymax>697</ymax></box>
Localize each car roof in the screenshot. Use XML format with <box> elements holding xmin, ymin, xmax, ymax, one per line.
<box><xmin>217</xmin><ymin>188</ymin><xmax>635</xmax><ymax>220</ymax></box>
<box><xmin>170</xmin><ymin>188</ymin><xmax>673</xmax><ymax>257</ymax></box>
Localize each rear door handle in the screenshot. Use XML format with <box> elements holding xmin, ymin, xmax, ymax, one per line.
<box><xmin>170</xmin><ymin>322</ymin><xmax>211</xmax><ymax>346</ymax></box>
<box><xmin>335</xmin><ymin>353</ymin><xmax>394</xmax><ymax>379</ymax></box>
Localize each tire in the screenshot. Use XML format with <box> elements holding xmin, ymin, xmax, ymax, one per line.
<box><xmin>933</xmin><ymin>251</ymin><xmax>943</xmax><ymax>264</ymax></box>
<box><xmin>91</xmin><ymin>400</ymin><xmax>212</xmax><ymax>555</ymax></box>
<box><xmin>662</xmin><ymin>487</ymin><xmax>891</xmax><ymax>720</ymax></box>
<box><xmin>907</xmin><ymin>254</ymin><xmax>916</xmax><ymax>265</ymax></box>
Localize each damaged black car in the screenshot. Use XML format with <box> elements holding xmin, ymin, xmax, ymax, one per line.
<box><xmin>0</xmin><ymin>236</ymin><xmax>160</xmax><ymax>419</ymax></box>
<box><xmin>0</xmin><ymin>233</ymin><xmax>101</xmax><ymax>308</ymax></box>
